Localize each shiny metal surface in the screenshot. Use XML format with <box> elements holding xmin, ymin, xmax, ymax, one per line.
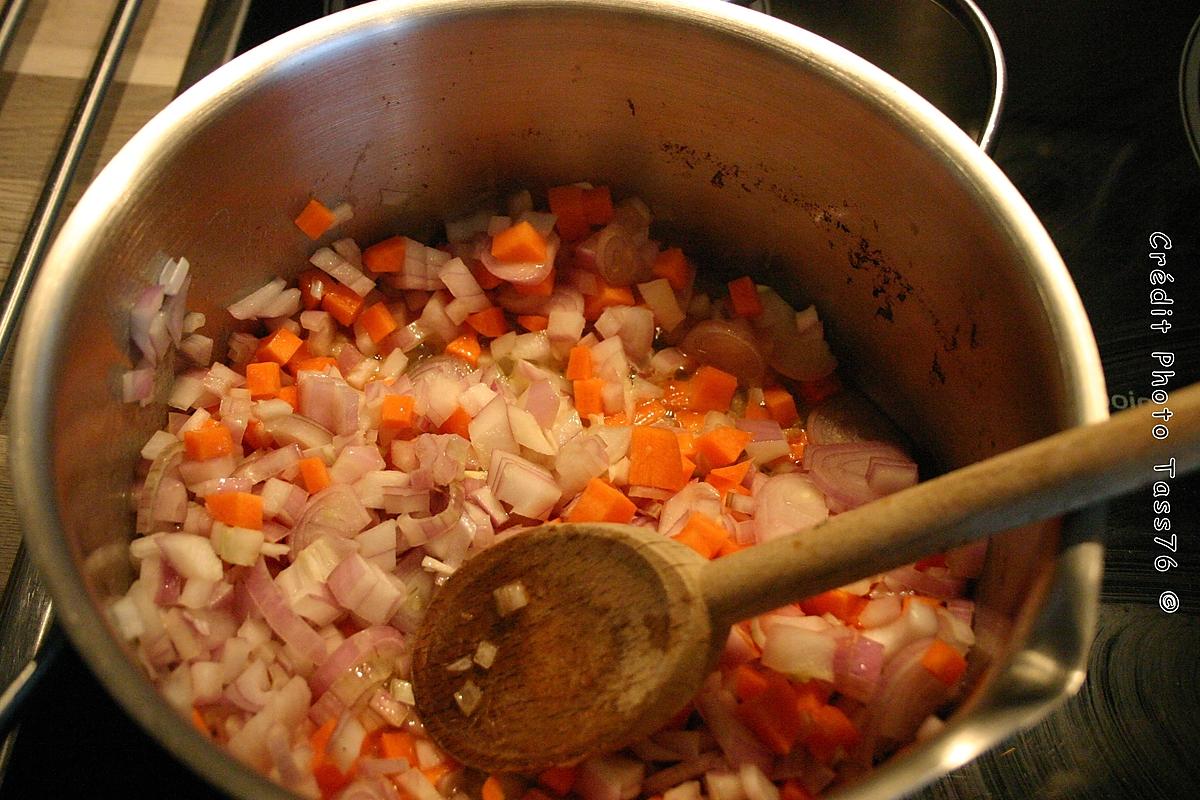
<box><xmin>9</xmin><ymin>1</ymin><xmax>1106</xmax><ymax>798</ymax></box>
<box><xmin>765</xmin><ymin>0</ymin><xmax>1005</xmax><ymax>152</ymax></box>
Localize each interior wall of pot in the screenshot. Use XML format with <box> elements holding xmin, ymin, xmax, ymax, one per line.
<box><xmin>50</xmin><ymin>5</ymin><xmax>1072</xmax><ymax>709</ymax></box>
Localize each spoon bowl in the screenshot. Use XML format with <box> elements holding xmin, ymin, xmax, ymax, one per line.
<box><xmin>413</xmin><ymin>524</ymin><xmax>713</xmax><ymax>772</ymax></box>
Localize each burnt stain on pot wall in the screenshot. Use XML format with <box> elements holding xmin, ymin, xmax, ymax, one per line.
<box><xmin>658</xmin><ymin>138</ymin><xmax>974</xmax><ymax>388</ymax></box>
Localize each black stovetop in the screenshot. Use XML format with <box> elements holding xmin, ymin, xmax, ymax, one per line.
<box><xmin>3</xmin><ymin>1</ymin><xmax>1197</xmax><ymax>797</ymax></box>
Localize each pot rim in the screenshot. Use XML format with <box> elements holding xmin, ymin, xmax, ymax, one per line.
<box><xmin>10</xmin><ymin>1</ymin><xmax>1107</xmax><ymax>798</ymax></box>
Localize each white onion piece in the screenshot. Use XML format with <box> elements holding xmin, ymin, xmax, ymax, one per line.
<box><xmin>680</xmin><ymin>318</ymin><xmax>766</xmax><ymax>386</ymax></box>
<box><xmin>488</xmin><ymin>450</ymin><xmax>561</xmax><ymax>518</ymax></box>
<box><xmin>290</xmin><ymin>484</ymin><xmax>373</xmax><ymax>555</ymax></box>
<box><xmin>310</xmin><ymin>247</ymin><xmax>376</xmax><ymax>297</ymax></box>
<box><xmin>832</xmin><ymin>632</ymin><xmax>885</xmax><ymax>702</ymax></box>
<box><xmin>309</xmin><ymin>625</ymin><xmax>406</xmax><ymax>700</ymax></box>
<box><xmin>803</xmin><ymin>441</ymin><xmax>914</xmax><ymax>512</ymax></box>
<box><xmin>555</xmin><ymin>434</ymin><xmax>610</xmax><ymax>497</ymax></box>
<box><xmin>137</xmin><ymin>441</ymin><xmax>184</xmax><ymax>534</ymax></box>
<box><xmin>395</xmin><ymin>484</ymin><xmax>466</xmax><ymax>548</ymax></box>
<box><xmin>232</xmin><ymin>444</ymin><xmax>302</xmax><ymax>485</ymax></box>
<box><xmin>753</xmin><ymin>473</ymin><xmax>828</xmax><ymax>542</ymax></box>
<box><xmin>227</xmin><ymin>277</ymin><xmax>286</xmax><ymax>320</ymax></box>
<box><xmin>264</xmin><ymin>414</ymin><xmax>333</xmax><ymax>450</ymax></box>
<box><xmin>868</xmin><ymin>637</ymin><xmax>952</xmax><ymax>744</ymax></box>
<box><xmin>243</xmin><ymin>560</ymin><xmax>329</xmax><ymax>666</ymax></box>
<box><xmin>225</xmin><ymin>676</ymin><xmax>309</xmax><ymax>777</ymax></box>
<box><xmin>157</xmin><ymin>533</ymin><xmax>222</xmax><ymax>582</ymax></box>
<box><xmin>694</xmin><ymin>673</ymin><xmax>773</xmax><ymax>775</ymax></box>
<box><xmin>759</xmin><ymin>620</ymin><xmax>837</xmax><ymax>683</ymax></box>
<box><xmin>576</xmin><ymin>754</ymin><xmax>646</xmax><ymax>800</ymax></box>
<box><xmin>595</xmin><ymin>305</ymin><xmax>655</xmax><ymax>363</ymax></box>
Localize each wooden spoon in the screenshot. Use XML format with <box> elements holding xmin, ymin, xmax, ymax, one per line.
<box><xmin>412</xmin><ymin>382</ymin><xmax>1200</xmax><ymax>773</ymax></box>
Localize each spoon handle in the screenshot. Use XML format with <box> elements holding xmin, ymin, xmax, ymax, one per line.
<box><xmin>700</xmin><ymin>381</ymin><xmax>1200</xmax><ymax>627</ymax></box>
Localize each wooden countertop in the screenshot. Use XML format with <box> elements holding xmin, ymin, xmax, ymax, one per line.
<box><xmin>0</xmin><ymin>0</ymin><xmax>207</xmax><ymax>595</ymax></box>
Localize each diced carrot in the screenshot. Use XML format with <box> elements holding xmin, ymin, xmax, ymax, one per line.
<box><xmin>380</xmin><ymin>730</ymin><xmax>417</xmax><ymax>762</ymax></box>
<box><xmin>537</xmin><ymin>766</ymin><xmax>578</xmax><ymax>797</ymax></box>
<box><xmin>516</xmin><ymin>314</ymin><xmax>549</xmax><ymax>332</ymax></box>
<box><xmin>632</xmin><ymin>398</ymin><xmax>668</xmax><ymax>425</ymax></box>
<box><xmin>310</xmin><ymin>718</ymin><xmax>336</xmax><ymax>760</ymax></box>
<box><xmin>728</xmin><ymin>276</ymin><xmax>763</xmax><ymax>318</ymax></box>
<box><xmin>362</xmin><ymin>235</ymin><xmax>407</xmax><ymax>273</ymax></box>
<box><xmin>244</xmin><ymin>361</ymin><xmax>281</xmax><ymax>399</ymax></box>
<box><xmin>255</xmin><ymin>327</ymin><xmax>304</xmax><ymax>366</ymax></box>
<box><xmin>694</xmin><ymin>426</ymin><xmax>753</xmax><ymax>469</ymax></box>
<box><xmin>689</xmin><ymin>365</ymin><xmax>739</xmax><ymax>412</ymax></box>
<box><xmin>298</xmin><ymin>456</ymin><xmax>331</xmax><ymax>493</ymax></box>
<box><xmin>799</xmin><ymin>589</ymin><xmax>868</xmax><ymax>626</ymax></box>
<box><xmin>204</xmin><ymin>491</ymin><xmax>263</xmax><ymax>530</ymax></box>
<box><xmin>628</xmin><ymin>426</ymin><xmax>684</xmax><ymax>491</ymax></box>
<box><xmin>283</xmin><ymin>340</ymin><xmax>313</xmax><ymax>376</ymax></box>
<box><xmin>482</xmin><ymin>776</ymin><xmax>507</xmax><ymax>800</ymax></box>
<box><xmin>298</xmin><ymin>268</ymin><xmax>329</xmax><ymax>310</ymax></box>
<box><xmin>191</xmin><ymin>707</ymin><xmax>209</xmax><ymax>736</ymax></box>
<box><xmin>583</xmin><ymin>279</ymin><xmax>636</xmax><ymax>319</ymax></box>
<box><xmin>581</xmin><ymin>186</ymin><xmax>614</xmax><ymax>225</ymax></box>
<box><xmin>796</xmin><ymin>372</ymin><xmax>842</xmax><ymax>406</ymax></box>
<box><xmin>439</xmin><ymin>406</ymin><xmax>473</xmax><ymax>439</ymax></box>
<box><xmin>470</xmin><ymin>259</ymin><xmax>505</xmax><ymax>290</ymax></box>
<box><xmin>732</xmin><ymin>663</ymin><xmax>770</xmax><ymax>702</ymax></box>
<box><xmin>735</xmin><ymin>670</ymin><xmax>804</xmax><ymax>755</ymax></box>
<box><xmin>310</xmin><ymin>717</ymin><xmax>352</xmax><ymax>799</ymax></box>
<box><xmin>183</xmin><ymin>420</ymin><xmax>233</xmax><ymax>461</ymax></box>
<box><xmin>567</xmin><ymin>478</ymin><xmax>637</xmax><ymax>524</ymax></box>
<box><xmin>604</xmin><ymin>412</ymin><xmax>629</xmax><ymax>426</ymax></box>
<box><xmin>706</xmin><ymin>460</ymin><xmax>752</xmax><ymax>494</ymax></box>
<box><xmin>802</xmin><ymin>704</ymin><xmax>861</xmax><ymax>764</ymax></box>
<box><xmin>565</xmin><ymin>345</ymin><xmax>593</xmax><ymax>381</ymax></box>
<box><xmin>243</xmin><ymin>418</ymin><xmax>273</xmax><ymax>451</ymax></box>
<box><xmin>660</xmin><ymin>380</ymin><xmax>693</xmax><ymax>410</ymax></box>
<box><xmin>674</xmin><ymin>409</ymin><xmax>706</xmax><ymax>432</ymax></box>
<box><xmin>293</xmin><ymin>356</ymin><xmax>338</xmax><ymax>375</ymax></box>
<box><xmin>278</xmin><ymin>385</ymin><xmax>299</xmax><ymax>410</ymax></box>
<box><xmin>359</xmin><ymin>302</ymin><xmax>399</xmax><ymax>343</ymax></box>
<box><xmin>678</xmin><ymin>454</ymin><xmax>697</xmax><ymax>487</ymax></box>
<box><xmin>787</xmin><ymin>428</ymin><xmax>808</xmax><ymax>464</ymax></box>
<box><xmin>920</xmin><ymin>639</ymin><xmax>967</xmax><ymax>686</ymax></box>
<box><xmin>573</xmin><ymin>378</ymin><xmax>605</xmax><ymax>418</ymax></box>
<box><xmin>466</xmin><ymin>306</ymin><xmax>510</xmax><ymax>338</ymax></box>
<box><xmin>380</xmin><ymin>394</ymin><xmax>416</xmax><ymax>432</ymax></box>
<box><xmin>321</xmin><ymin>282</ymin><xmax>366</xmax><ymax>326</ymax></box>
<box><xmin>743</xmin><ymin>402</ymin><xmax>771</xmax><ymax>420</ymax></box>
<box><xmin>294</xmin><ymin>198</ymin><xmax>336</xmax><ymax>240</ymax></box>
<box><xmin>651</xmin><ymin>248</ymin><xmax>691</xmax><ymax>291</ymax></box>
<box><xmin>763</xmin><ymin>386</ymin><xmax>799</xmax><ymax>426</ymax></box>
<box><xmin>491</xmin><ymin>220</ymin><xmax>547</xmax><ymax>263</ymax></box>
<box><xmin>673</xmin><ymin>513</ymin><xmax>729</xmax><ymax>559</ymax></box>
<box><xmin>514</xmin><ymin>268</ymin><xmax>555</xmax><ymax>297</ymax></box>
<box><xmin>445</xmin><ymin>332</ymin><xmax>482</xmax><ymax>367</ymax></box>
<box><xmin>548</xmin><ymin>185</ymin><xmax>590</xmax><ymax>241</ymax></box>
<box><xmin>422</xmin><ymin>763</ymin><xmax>454</xmax><ymax>786</ymax></box>
<box><xmin>675</xmin><ymin>430</ymin><xmax>696</xmax><ymax>459</ymax></box>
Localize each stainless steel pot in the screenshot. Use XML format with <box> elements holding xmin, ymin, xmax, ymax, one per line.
<box><xmin>10</xmin><ymin>1</ymin><xmax>1107</xmax><ymax>798</ymax></box>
